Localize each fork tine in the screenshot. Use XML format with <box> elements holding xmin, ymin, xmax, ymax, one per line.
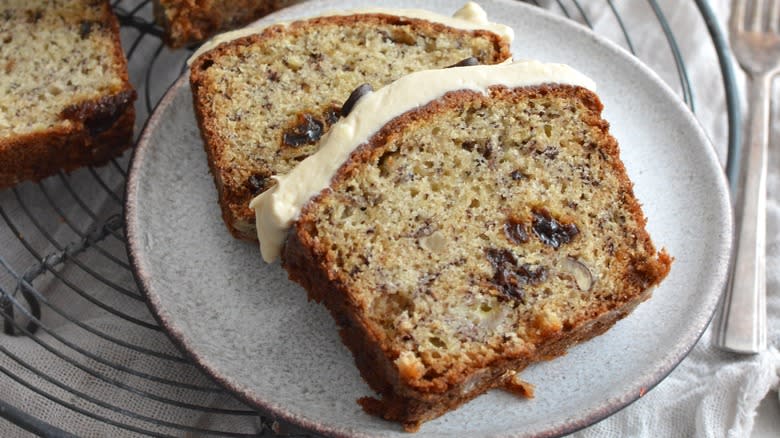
<box><xmin>771</xmin><ymin>0</ymin><xmax>780</xmax><ymax>32</ymax></box>
<box><xmin>732</xmin><ymin>0</ymin><xmax>747</xmax><ymax>32</ymax></box>
<box><xmin>750</xmin><ymin>0</ymin><xmax>766</xmax><ymax>31</ymax></box>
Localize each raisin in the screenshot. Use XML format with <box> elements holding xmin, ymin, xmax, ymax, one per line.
<box><xmin>282</xmin><ymin>114</ymin><xmax>323</xmax><ymax>147</ymax></box>
<box><xmin>267</xmin><ymin>70</ymin><xmax>280</xmax><ymax>82</ymax></box>
<box><xmin>504</xmin><ymin>219</ymin><xmax>529</xmax><ymax>244</ymax></box>
<box><xmin>461</xmin><ymin>141</ymin><xmax>477</xmax><ymax>152</ymax></box>
<box><xmin>412</xmin><ymin>222</ymin><xmax>434</xmax><ymax>238</ymax></box>
<box><xmin>247</xmin><ymin>174</ymin><xmax>269</xmax><ymax>194</ymax></box>
<box><xmin>510</xmin><ymin>169</ymin><xmax>526</xmax><ymax>181</ymax></box>
<box><xmin>340</xmin><ymin>83</ymin><xmax>373</xmax><ymax>118</ymax></box>
<box><xmin>62</xmin><ymin>90</ymin><xmax>135</xmax><ymax>136</ymax></box>
<box><xmin>461</xmin><ymin>141</ymin><xmax>492</xmax><ymax>160</ymax></box>
<box><xmin>532</xmin><ymin>209</ymin><xmax>579</xmax><ymax>248</ymax></box>
<box><xmin>535</xmin><ymin>145</ymin><xmax>559</xmax><ymax>159</ymax></box>
<box><xmin>485</xmin><ymin>248</ymin><xmax>546</xmax><ymax>303</ymax></box>
<box><xmin>25</xmin><ymin>9</ymin><xmax>42</xmax><ymax>24</ymax></box>
<box><xmin>324</xmin><ymin>104</ymin><xmax>341</xmax><ymax>125</ymax></box>
<box><xmin>446</xmin><ymin>57</ymin><xmax>480</xmax><ymax>68</ymax></box>
<box><xmin>79</xmin><ymin>21</ymin><xmax>93</xmax><ymax>39</ymax></box>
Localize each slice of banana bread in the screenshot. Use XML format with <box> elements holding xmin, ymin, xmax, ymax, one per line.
<box><xmin>189</xmin><ymin>3</ymin><xmax>513</xmax><ymax>240</ymax></box>
<box><xmin>256</xmin><ymin>61</ymin><xmax>671</xmax><ymax>430</ymax></box>
<box><xmin>153</xmin><ymin>0</ymin><xmax>300</xmax><ymax>48</ymax></box>
<box><xmin>0</xmin><ymin>0</ymin><xmax>136</xmax><ymax>189</ymax></box>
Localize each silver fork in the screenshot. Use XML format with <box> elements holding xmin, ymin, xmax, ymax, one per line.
<box><xmin>714</xmin><ymin>0</ymin><xmax>779</xmax><ymax>353</ymax></box>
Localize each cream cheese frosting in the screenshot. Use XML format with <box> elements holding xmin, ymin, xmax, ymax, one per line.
<box><xmin>250</xmin><ymin>60</ymin><xmax>597</xmax><ymax>262</ymax></box>
<box><xmin>188</xmin><ymin>2</ymin><xmax>514</xmax><ymax>65</ymax></box>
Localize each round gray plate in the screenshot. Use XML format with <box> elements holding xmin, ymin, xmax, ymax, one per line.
<box><xmin>125</xmin><ymin>1</ymin><xmax>733</xmax><ymax>436</ymax></box>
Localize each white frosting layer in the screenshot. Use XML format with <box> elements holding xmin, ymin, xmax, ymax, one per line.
<box><xmin>188</xmin><ymin>2</ymin><xmax>514</xmax><ymax>65</ymax></box>
<box><xmin>250</xmin><ymin>60</ymin><xmax>597</xmax><ymax>262</ymax></box>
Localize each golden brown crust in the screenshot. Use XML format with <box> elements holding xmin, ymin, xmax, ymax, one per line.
<box><xmin>0</xmin><ymin>0</ymin><xmax>136</xmax><ymax>189</ymax></box>
<box><xmin>190</xmin><ymin>79</ymin><xmax>249</xmax><ymax>238</ymax></box>
<box><xmin>282</xmin><ymin>85</ymin><xmax>671</xmax><ymax>429</ymax></box>
<box><xmin>0</xmin><ymin>105</ymin><xmax>135</xmax><ymax>188</ymax></box>
<box><xmin>154</xmin><ymin>0</ymin><xmax>297</xmax><ymax>48</ymax></box>
<box><xmin>189</xmin><ymin>13</ymin><xmax>512</xmax><ymax>240</ymax></box>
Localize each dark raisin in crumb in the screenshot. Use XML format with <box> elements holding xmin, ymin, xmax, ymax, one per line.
<box><xmin>340</xmin><ymin>83</ymin><xmax>373</xmax><ymax>118</ymax></box>
<box><xmin>510</xmin><ymin>169</ymin><xmax>526</xmax><ymax>180</ymax></box>
<box><xmin>485</xmin><ymin>248</ymin><xmax>546</xmax><ymax>303</ymax></box>
<box><xmin>504</xmin><ymin>219</ymin><xmax>529</xmax><ymax>244</ymax></box>
<box><xmin>412</xmin><ymin>222</ymin><xmax>434</xmax><ymax>238</ymax></box>
<box><xmin>247</xmin><ymin>174</ymin><xmax>269</xmax><ymax>194</ymax></box>
<box><xmin>461</xmin><ymin>141</ymin><xmax>492</xmax><ymax>159</ymax></box>
<box><xmin>267</xmin><ymin>70</ymin><xmax>280</xmax><ymax>82</ymax></box>
<box><xmin>535</xmin><ymin>145</ymin><xmax>559</xmax><ymax>159</ymax></box>
<box><xmin>324</xmin><ymin>104</ymin><xmax>341</xmax><ymax>125</ymax></box>
<box><xmin>282</xmin><ymin>114</ymin><xmax>324</xmax><ymax>147</ymax></box>
<box><xmin>446</xmin><ymin>57</ymin><xmax>480</xmax><ymax>68</ymax></box>
<box><xmin>26</xmin><ymin>9</ymin><xmax>43</xmax><ymax>23</ymax></box>
<box><xmin>532</xmin><ymin>209</ymin><xmax>579</xmax><ymax>248</ymax></box>
<box><xmin>79</xmin><ymin>21</ymin><xmax>94</xmax><ymax>39</ymax></box>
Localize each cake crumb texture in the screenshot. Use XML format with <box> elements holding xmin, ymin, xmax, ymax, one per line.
<box><xmin>0</xmin><ymin>0</ymin><xmax>136</xmax><ymax>189</ymax></box>
<box><xmin>190</xmin><ymin>13</ymin><xmax>511</xmax><ymax>239</ymax></box>
<box><xmin>284</xmin><ymin>85</ymin><xmax>671</xmax><ymax>430</ymax></box>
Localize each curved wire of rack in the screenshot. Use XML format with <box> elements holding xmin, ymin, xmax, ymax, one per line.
<box><xmin>0</xmin><ymin>0</ymin><xmax>739</xmax><ymax>436</ymax></box>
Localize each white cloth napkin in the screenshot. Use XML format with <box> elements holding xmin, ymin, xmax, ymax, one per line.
<box><xmin>0</xmin><ymin>1</ymin><xmax>778</xmax><ymax>436</ymax></box>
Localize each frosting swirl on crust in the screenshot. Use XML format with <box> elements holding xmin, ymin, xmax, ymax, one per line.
<box><xmin>250</xmin><ymin>60</ymin><xmax>596</xmax><ymax>262</ymax></box>
<box><xmin>188</xmin><ymin>2</ymin><xmax>514</xmax><ymax>65</ymax></box>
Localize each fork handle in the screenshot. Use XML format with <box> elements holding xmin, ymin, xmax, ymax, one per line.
<box><xmin>714</xmin><ymin>72</ymin><xmax>770</xmax><ymax>354</ymax></box>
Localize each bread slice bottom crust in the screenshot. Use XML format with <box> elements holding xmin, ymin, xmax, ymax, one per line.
<box><xmin>0</xmin><ymin>91</ymin><xmax>135</xmax><ymax>188</ymax></box>
<box><xmin>286</xmin><ymin>233</ymin><xmax>653</xmax><ymax>431</ymax></box>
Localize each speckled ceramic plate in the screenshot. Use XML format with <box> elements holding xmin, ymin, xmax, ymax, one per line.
<box><xmin>125</xmin><ymin>0</ymin><xmax>732</xmax><ymax>436</ymax></box>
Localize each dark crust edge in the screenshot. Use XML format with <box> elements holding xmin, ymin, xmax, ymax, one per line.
<box><xmin>0</xmin><ymin>0</ymin><xmax>136</xmax><ymax>189</ymax></box>
<box><xmin>153</xmin><ymin>0</ymin><xmax>293</xmax><ymax>48</ymax></box>
<box><xmin>188</xmin><ymin>13</ymin><xmax>513</xmax><ymax>241</ymax></box>
<box><xmin>282</xmin><ymin>85</ymin><xmax>672</xmax><ymax>430</ymax></box>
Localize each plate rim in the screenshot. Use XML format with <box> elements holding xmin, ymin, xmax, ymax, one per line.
<box><xmin>125</xmin><ymin>1</ymin><xmax>734</xmax><ymax>436</ymax></box>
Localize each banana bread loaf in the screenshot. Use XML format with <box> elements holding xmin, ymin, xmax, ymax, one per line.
<box><xmin>0</xmin><ymin>0</ymin><xmax>136</xmax><ymax>189</ymax></box>
<box><xmin>252</xmin><ymin>61</ymin><xmax>672</xmax><ymax>430</ymax></box>
<box><xmin>153</xmin><ymin>0</ymin><xmax>300</xmax><ymax>48</ymax></box>
<box><xmin>189</xmin><ymin>2</ymin><xmax>513</xmax><ymax>239</ymax></box>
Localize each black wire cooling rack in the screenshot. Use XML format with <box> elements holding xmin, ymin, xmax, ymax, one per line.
<box><xmin>0</xmin><ymin>0</ymin><xmax>739</xmax><ymax>436</ymax></box>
